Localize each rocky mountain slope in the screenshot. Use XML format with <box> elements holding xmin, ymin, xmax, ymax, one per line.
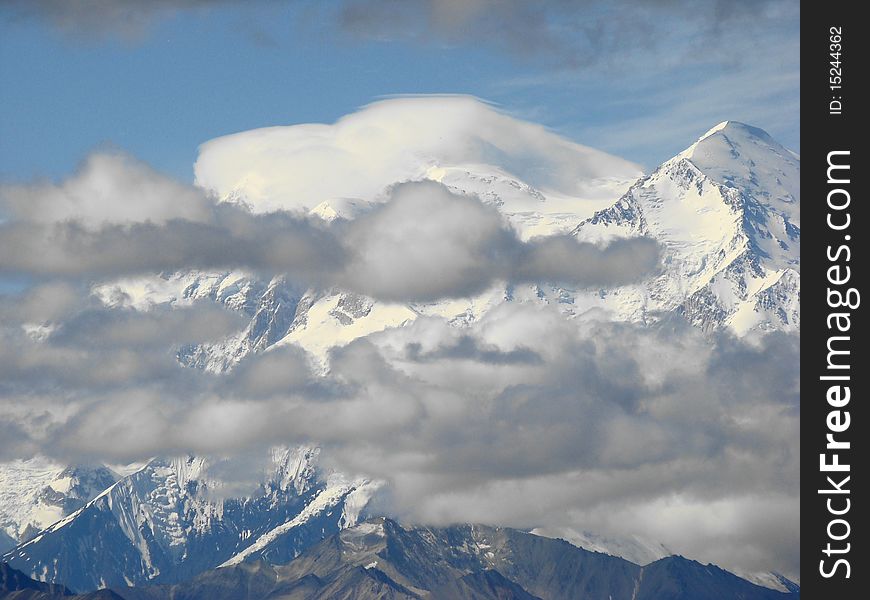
<box><xmin>1</xmin><ymin>562</ymin><xmax>123</xmax><ymax>599</ymax></box>
<box><xmin>0</xmin><ymin>460</ymin><xmax>118</xmax><ymax>553</ymax></box>
<box><xmin>2</xmin><ymin>449</ymin><xmax>375</xmax><ymax>592</ymax></box>
<box><xmin>110</xmin><ymin>518</ymin><xmax>797</xmax><ymax>600</ymax></box>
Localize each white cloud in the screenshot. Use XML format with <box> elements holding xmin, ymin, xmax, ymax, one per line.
<box><xmin>1</xmin><ymin>152</ymin><xmax>214</xmax><ymax>227</ymax></box>
<box><xmin>193</xmin><ymin>95</ymin><xmax>642</xmax><ymax>213</ymax></box>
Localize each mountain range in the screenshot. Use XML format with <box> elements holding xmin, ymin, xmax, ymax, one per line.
<box><xmin>1</xmin><ymin>121</ymin><xmax>800</xmax><ymax>596</ymax></box>
<box><xmin>3</xmin><ymin>448</ymin><xmax>376</xmax><ymax>592</ymax></box>
<box><xmin>3</xmin><ymin>518</ymin><xmax>798</xmax><ymax>599</ymax></box>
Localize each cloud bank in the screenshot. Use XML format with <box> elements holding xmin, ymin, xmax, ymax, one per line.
<box><xmin>0</xmin><ymin>293</ymin><xmax>799</xmax><ymax>577</ymax></box>
<box><xmin>0</xmin><ymin>154</ymin><xmax>658</xmax><ymax>299</ymax></box>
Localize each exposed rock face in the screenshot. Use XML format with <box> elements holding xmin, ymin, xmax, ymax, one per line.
<box><xmin>3</xmin><ymin>449</ymin><xmax>375</xmax><ymax>593</ymax></box>
<box><xmin>111</xmin><ymin>518</ymin><xmax>798</xmax><ymax>600</ymax></box>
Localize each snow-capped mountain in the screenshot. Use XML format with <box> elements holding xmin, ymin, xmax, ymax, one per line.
<box><xmin>93</xmin><ymin>270</ymin><xmax>419</xmax><ymax>371</ymax></box>
<box><xmin>0</xmin><ymin>458</ymin><xmax>117</xmax><ymax>552</ymax></box>
<box><xmin>2</xmin><ymin>447</ymin><xmax>375</xmax><ymax>592</ymax></box>
<box><xmin>571</xmin><ymin>121</ymin><xmax>799</xmax><ymax>333</ymax></box>
<box><xmin>425</xmin><ymin>163</ymin><xmax>621</xmax><ymax>240</ymax></box>
<box><xmin>85</xmin><ymin>121</ymin><xmax>799</xmax><ymax>372</ymax></box>
<box><xmin>428</xmin><ymin>122</ymin><xmax>799</xmax><ymax>336</ymax></box>
<box><xmin>209</xmin><ymin>121</ymin><xmax>799</xmax><ymax>364</ymax></box>
<box><xmin>93</xmin><ymin>271</ymin><xmax>306</xmax><ymax>373</ymax></box>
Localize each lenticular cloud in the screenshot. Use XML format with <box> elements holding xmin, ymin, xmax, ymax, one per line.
<box><xmin>193</xmin><ymin>95</ymin><xmax>642</xmax><ymax>213</ymax></box>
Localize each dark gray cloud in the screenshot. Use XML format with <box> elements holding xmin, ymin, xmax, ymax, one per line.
<box><xmin>226</xmin><ymin>344</ymin><xmax>329</xmax><ymax>399</ymax></box>
<box><xmin>0</xmin><ymin>299</ymin><xmax>799</xmax><ymax>576</ymax></box>
<box><xmin>0</xmin><ymin>211</ymin><xmax>345</xmax><ymax>281</ymax></box>
<box><xmin>404</xmin><ymin>335</ymin><xmax>541</xmax><ymax>365</ymax></box>
<box><xmin>48</xmin><ymin>303</ymin><xmax>247</xmax><ymax>350</ymax></box>
<box><xmin>336</xmin><ymin>180</ymin><xmax>522</xmax><ymax>301</ymax></box>
<box><xmin>0</xmin><ymin>295</ymin><xmax>798</xmax><ymax>484</ymax></box>
<box><xmin>337</xmin><ymin>180</ymin><xmax>661</xmax><ymax>301</ymax></box>
<box><xmin>316</xmin><ymin>312</ymin><xmax>799</xmax><ymax>576</ymax></box>
<box><xmin>336</xmin><ymin>0</ymin><xmax>798</xmax><ymax>69</ymax></box>
<box><xmin>0</xmin><ymin>163</ymin><xmax>661</xmax><ymax>300</ymax></box>
<box><xmin>516</xmin><ymin>234</ymin><xmax>660</xmax><ymax>288</ymax></box>
<box><xmin>0</xmin><ymin>298</ymin><xmax>242</xmax><ymax>395</ymax></box>
<box><xmin>1</xmin><ymin>1</ymin><xmax>798</xmax><ymax>72</ymax></box>
<box><xmin>0</xmin><ymin>0</ymin><xmax>238</xmax><ymax>39</ymax></box>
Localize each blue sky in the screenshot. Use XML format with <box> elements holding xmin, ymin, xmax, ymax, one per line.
<box><xmin>1</xmin><ymin>1</ymin><xmax>799</xmax><ymax>182</ymax></box>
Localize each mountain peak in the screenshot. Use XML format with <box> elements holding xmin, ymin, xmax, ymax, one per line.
<box><xmin>681</xmin><ymin>120</ymin><xmax>791</xmax><ymax>169</ymax></box>
<box><xmin>572</xmin><ymin>115</ymin><xmax>800</xmax><ymax>334</ymax></box>
<box><xmin>676</xmin><ymin>119</ymin><xmax>800</xmax><ymax>226</ymax></box>
<box><xmin>696</xmin><ymin>121</ymin><xmax>775</xmax><ymax>144</ymax></box>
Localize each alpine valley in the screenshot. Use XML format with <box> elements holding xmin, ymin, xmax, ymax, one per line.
<box><xmin>2</xmin><ymin>120</ymin><xmax>800</xmax><ymax>598</ymax></box>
